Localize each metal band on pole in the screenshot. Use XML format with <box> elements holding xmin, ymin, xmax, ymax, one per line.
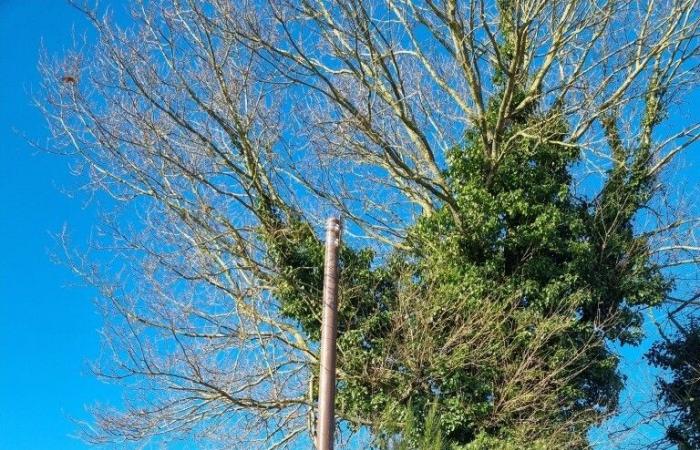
<box><xmin>317</xmin><ymin>217</ymin><xmax>341</xmax><ymax>450</ymax></box>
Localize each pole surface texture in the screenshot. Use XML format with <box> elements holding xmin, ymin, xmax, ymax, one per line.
<box><xmin>317</xmin><ymin>217</ymin><xmax>341</xmax><ymax>450</ymax></box>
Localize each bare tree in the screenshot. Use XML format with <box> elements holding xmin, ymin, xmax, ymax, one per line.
<box><xmin>39</xmin><ymin>0</ymin><xmax>700</xmax><ymax>448</ymax></box>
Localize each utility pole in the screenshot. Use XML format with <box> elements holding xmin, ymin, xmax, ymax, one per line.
<box><xmin>317</xmin><ymin>217</ymin><xmax>341</xmax><ymax>450</ymax></box>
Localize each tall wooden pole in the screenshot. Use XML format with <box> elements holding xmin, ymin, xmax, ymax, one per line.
<box><xmin>317</xmin><ymin>217</ymin><xmax>341</xmax><ymax>450</ymax></box>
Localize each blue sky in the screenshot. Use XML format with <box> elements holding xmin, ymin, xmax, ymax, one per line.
<box><xmin>0</xmin><ymin>2</ymin><xmax>117</xmax><ymax>449</ymax></box>
<box><xmin>0</xmin><ymin>2</ymin><xmax>697</xmax><ymax>450</ymax></box>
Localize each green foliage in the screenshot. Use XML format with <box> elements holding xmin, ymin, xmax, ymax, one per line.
<box><xmin>264</xmin><ymin>214</ymin><xmax>396</xmax><ymax>342</ymax></box>
<box><xmin>258</xmin><ymin>11</ymin><xmax>670</xmax><ymax>445</ymax></box>
<box><xmin>647</xmin><ymin>320</ymin><xmax>700</xmax><ymax>449</ymax></box>
<box><xmin>377</xmin><ymin>402</ymin><xmax>449</xmax><ymax>450</ymax></box>
<box><xmin>259</xmin><ymin>105</ymin><xmax>669</xmax><ymax>446</ymax></box>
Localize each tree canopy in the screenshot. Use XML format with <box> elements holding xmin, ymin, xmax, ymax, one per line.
<box><xmin>40</xmin><ymin>0</ymin><xmax>700</xmax><ymax>448</ymax></box>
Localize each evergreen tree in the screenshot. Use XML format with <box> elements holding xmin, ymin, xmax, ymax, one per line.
<box><xmin>648</xmin><ymin>320</ymin><xmax>700</xmax><ymax>450</ymax></box>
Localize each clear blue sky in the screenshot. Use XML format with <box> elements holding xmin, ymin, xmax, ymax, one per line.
<box><xmin>0</xmin><ymin>2</ymin><xmax>697</xmax><ymax>450</ymax></box>
<box><xmin>0</xmin><ymin>2</ymin><xmax>118</xmax><ymax>449</ymax></box>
